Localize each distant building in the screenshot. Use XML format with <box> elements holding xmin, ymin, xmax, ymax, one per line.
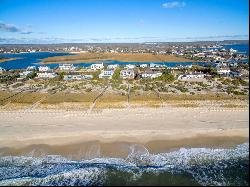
<box><xmin>125</xmin><ymin>64</ymin><xmax>135</xmax><ymax>69</ymax></box>
<box><xmin>26</xmin><ymin>66</ymin><xmax>37</xmax><ymax>71</ymax></box>
<box><xmin>37</xmin><ymin>72</ymin><xmax>57</xmax><ymax>79</ymax></box>
<box><xmin>107</xmin><ymin>64</ymin><xmax>119</xmax><ymax>69</ymax></box>
<box><xmin>120</xmin><ymin>69</ymin><xmax>135</xmax><ymax>79</ymax></box>
<box><xmin>90</xmin><ymin>63</ymin><xmax>104</xmax><ymax>70</ymax></box>
<box><xmin>38</xmin><ymin>66</ymin><xmax>50</xmax><ymax>72</ymax></box>
<box><xmin>149</xmin><ymin>63</ymin><xmax>164</xmax><ymax>69</ymax></box>
<box><xmin>99</xmin><ymin>70</ymin><xmax>114</xmax><ymax>79</ymax></box>
<box><xmin>59</xmin><ymin>64</ymin><xmax>76</xmax><ymax>71</ymax></box>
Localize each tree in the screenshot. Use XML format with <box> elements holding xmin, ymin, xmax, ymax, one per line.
<box><xmin>58</xmin><ymin>71</ymin><xmax>66</xmax><ymax>80</ymax></box>
<box><xmin>112</xmin><ymin>68</ymin><xmax>121</xmax><ymax>80</ymax></box>
<box><xmin>93</xmin><ymin>70</ymin><xmax>101</xmax><ymax>80</ymax></box>
<box><xmin>157</xmin><ymin>68</ymin><xmax>175</xmax><ymax>83</ymax></box>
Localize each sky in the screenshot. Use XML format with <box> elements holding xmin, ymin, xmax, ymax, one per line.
<box><xmin>0</xmin><ymin>0</ymin><xmax>249</xmax><ymax>43</ymax></box>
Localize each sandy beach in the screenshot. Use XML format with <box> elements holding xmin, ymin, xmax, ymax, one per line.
<box><xmin>0</xmin><ymin>106</ymin><xmax>248</xmax><ymax>159</ymax></box>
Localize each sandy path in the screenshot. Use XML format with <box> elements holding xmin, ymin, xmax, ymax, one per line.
<box><xmin>0</xmin><ymin>107</ymin><xmax>248</xmax><ymax>149</ymax></box>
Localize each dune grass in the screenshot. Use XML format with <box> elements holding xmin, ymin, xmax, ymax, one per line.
<box><xmin>41</xmin><ymin>52</ymin><xmax>194</xmax><ymax>64</ymax></box>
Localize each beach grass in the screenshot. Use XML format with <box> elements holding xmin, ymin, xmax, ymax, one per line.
<box><xmin>95</xmin><ymin>92</ymin><xmax>127</xmax><ymax>108</ymax></box>
<box><xmin>0</xmin><ymin>90</ymin><xmax>248</xmax><ymax>110</ymax></box>
<box><xmin>41</xmin><ymin>92</ymin><xmax>98</xmax><ymax>104</ymax></box>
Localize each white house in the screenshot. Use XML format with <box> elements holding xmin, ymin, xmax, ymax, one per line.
<box><xmin>59</xmin><ymin>64</ymin><xmax>76</xmax><ymax>71</ymax></box>
<box><xmin>26</xmin><ymin>66</ymin><xmax>36</xmax><ymax>71</ymax></box>
<box><xmin>107</xmin><ymin>64</ymin><xmax>119</xmax><ymax>69</ymax></box>
<box><xmin>141</xmin><ymin>71</ymin><xmax>162</xmax><ymax>79</ymax></box>
<box><xmin>19</xmin><ymin>70</ymin><xmax>32</xmax><ymax>78</ymax></box>
<box><xmin>125</xmin><ymin>64</ymin><xmax>135</xmax><ymax>69</ymax></box>
<box><xmin>120</xmin><ymin>69</ymin><xmax>135</xmax><ymax>79</ymax></box>
<box><xmin>140</xmin><ymin>64</ymin><xmax>148</xmax><ymax>68</ymax></box>
<box><xmin>38</xmin><ymin>66</ymin><xmax>50</xmax><ymax>72</ymax></box>
<box><xmin>149</xmin><ymin>63</ymin><xmax>164</xmax><ymax>69</ymax></box>
<box><xmin>37</xmin><ymin>72</ymin><xmax>57</xmax><ymax>79</ymax></box>
<box><xmin>64</xmin><ymin>74</ymin><xmax>84</xmax><ymax>81</ymax></box>
<box><xmin>99</xmin><ymin>70</ymin><xmax>114</xmax><ymax>79</ymax></box>
<box><xmin>90</xmin><ymin>63</ymin><xmax>104</xmax><ymax>71</ymax></box>
<box><xmin>178</xmin><ymin>72</ymin><xmax>205</xmax><ymax>80</ymax></box>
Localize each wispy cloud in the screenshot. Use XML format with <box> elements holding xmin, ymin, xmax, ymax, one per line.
<box><xmin>0</xmin><ymin>22</ymin><xmax>33</xmax><ymax>34</ymax></box>
<box><xmin>162</xmin><ymin>1</ymin><xmax>186</xmax><ymax>9</ymax></box>
<box><xmin>0</xmin><ymin>22</ymin><xmax>20</xmax><ymax>32</ymax></box>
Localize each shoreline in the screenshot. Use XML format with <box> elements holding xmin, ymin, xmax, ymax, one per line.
<box><xmin>0</xmin><ymin>106</ymin><xmax>248</xmax><ymax>158</ymax></box>
<box><xmin>1</xmin><ymin>135</ymin><xmax>248</xmax><ymax>160</ymax></box>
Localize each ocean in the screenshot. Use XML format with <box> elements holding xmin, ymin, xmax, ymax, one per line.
<box><xmin>0</xmin><ymin>143</ymin><xmax>248</xmax><ymax>186</ymax></box>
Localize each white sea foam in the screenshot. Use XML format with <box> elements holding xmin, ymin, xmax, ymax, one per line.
<box><xmin>0</xmin><ymin>143</ymin><xmax>248</xmax><ymax>186</ymax></box>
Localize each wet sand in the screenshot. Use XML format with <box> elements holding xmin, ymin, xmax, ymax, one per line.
<box><xmin>0</xmin><ymin>107</ymin><xmax>248</xmax><ymax>159</ymax></box>
<box><xmin>0</xmin><ymin>136</ymin><xmax>248</xmax><ymax>160</ymax></box>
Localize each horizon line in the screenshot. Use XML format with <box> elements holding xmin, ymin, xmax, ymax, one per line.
<box><xmin>0</xmin><ymin>39</ymin><xmax>249</xmax><ymax>45</ymax></box>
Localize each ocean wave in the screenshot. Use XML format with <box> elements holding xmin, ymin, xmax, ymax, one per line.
<box><xmin>0</xmin><ymin>143</ymin><xmax>248</xmax><ymax>186</ymax></box>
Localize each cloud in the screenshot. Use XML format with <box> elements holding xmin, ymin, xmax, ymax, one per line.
<box><xmin>0</xmin><ymin>23</ymin><xmax>20</xmax><ymax>32</ymax></box>
<box><xmin>162</xmin><ymin>1</ymin><xmax>186</xmax><ymax>8</ymax></box>
<box><xmin>0</xmin><ymin>22</ymin><xmax>33</xmax><ymax>34</ymax></box>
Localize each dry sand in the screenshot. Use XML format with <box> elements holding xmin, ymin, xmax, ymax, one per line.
<box><xmin>0</xmin><ymin>106</ymin><xmax>248</xmax><ymax>158</ymax></box>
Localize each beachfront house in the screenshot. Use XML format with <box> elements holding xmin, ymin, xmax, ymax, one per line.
<box><xmin>37</xmin><ymin>72</ymin><xmax>57</xmax><ymax>79</ymax></box>
<box><xmin>64</xmin><ymin>73</ymin><xmax>93</xmax><ymax>80</ymax></box>
<box><xmin>64</xmin><ymin>74</ymin><xmax>84</xmax><ymax>81</ymax></box>
<box><xmin>107</xmin><ymin>64</ymin><xmax>119</xmax><ymax>69</ymax></box>
<box><xmin>99</xmin><ymin>70</ymin><xmax>114</xmax><ymax>79</ymax></box>
<box><xmin>59</xmin><ymin>64</ymin><xmax>76</xmax><ymax>71</ymax></box>
<box><xmin>178</xmin><ymin>72</ymin><xmax>205</xmax><ymax>80</ymax></box>
<box><xmin>120</xmin><ymin>69</ymin><xmax>135</xmax><ymax>79</ymax></box>
<box><xmin>90</xmin><ymin>63</ymin><xmax>104</xmax><ymax>71</ymax></box>
<box><xmin>38</xmin><ymin>66</ymin><xmax>50</xmax><ymax>72</ymax></box>
<box><xmin>141</xmin><ymin>71</ymin><xmax>162</xmax><ymax>79</ymax></box>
